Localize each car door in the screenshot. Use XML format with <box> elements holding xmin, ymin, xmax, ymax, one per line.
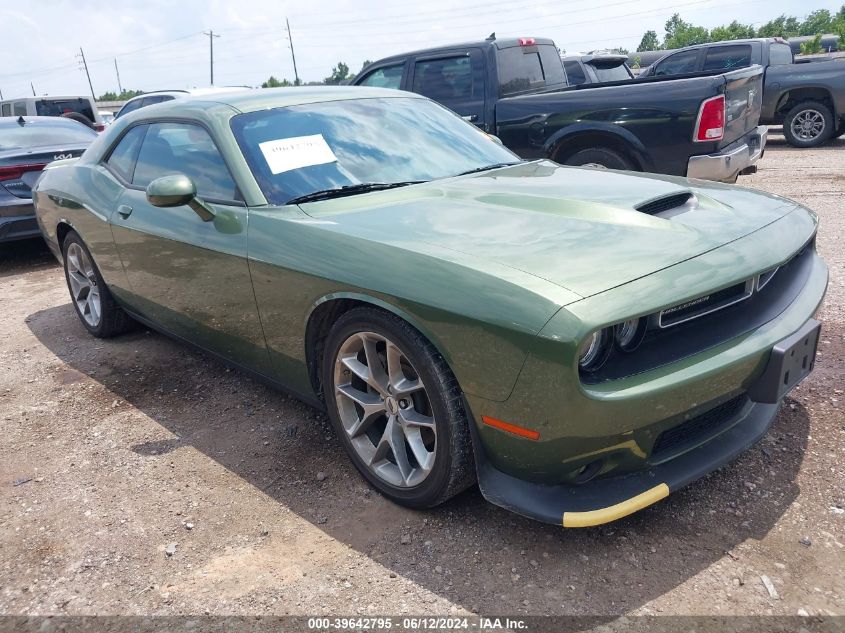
<box><xmin>106</xmin><ymin>120</ymin><xmax>272</xmax><ymax>375</ymax></box>
<box><xmin>409</xmin><ymin>50</ymin><xmax>486</xmax><ymax>128</ymax></box>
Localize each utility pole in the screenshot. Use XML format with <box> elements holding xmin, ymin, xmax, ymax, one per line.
<box><xmin>114</xmin><ymin>59</ymin><xmax>123</xmax><ymax>95</ymax></box>
<box><xmin>286</xmin><ymin>18</ymin><xmax>300</xmax><ymax>86</ymax></box>
<box><xmin>77</xmin><ymin>47</ymin><xmax>96</xmax><ymax>101</ymax></box>
<box><xmin>203</xmin><ymin>30</ymin><xmax>221</xmax><ymax>85</ymax></box>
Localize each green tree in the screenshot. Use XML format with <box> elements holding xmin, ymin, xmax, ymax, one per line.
<box><xmin>261</xmin><ymin>76</ymin><xmax>293</xmax><ymax>88</ymax></box>
<box><xmin>323</xmin><ymin>62</ymin><xmax>352</xmax><ymax>85</ymax></box>
<box><xmin>663</xmin><ymin>14</ymin><xmax>710</xmax><ymax>49</ymax></box>
<box><xmin>710</xmin><ymin>20</ymin><xmax>756</xmax><ymax>42</ymax></box>
<box><xmin>97</xmin><ymin>89</ymin><xmax>143</xmax><ymax>101</ymax></box>
<box><xmin>799</xmin><ymin>34</ymin><xmax>823</xmax><ymax>54</ymax></box>
<box><xmin>756</xmin><ymin>15</ymin><xmax>801</xmax><ymax>38</ymax></box>
<box><xmin>799</xmin><ymin>9</ymin><xmax>834</xmax><ymax>35</ymax></box>
<box><xmin>636</xmin><ymin>30</ymin><xmax>660</xmax><ymax>52</ymax></box>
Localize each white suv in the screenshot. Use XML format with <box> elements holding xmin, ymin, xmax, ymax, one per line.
<box><xmin>113</xmin><ymin>87</ymin><xmax>249</xmax><ymax>120</ymax></box>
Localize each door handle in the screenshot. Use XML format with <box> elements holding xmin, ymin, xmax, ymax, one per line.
<box><xmin>117</xmin><ymin>204</ymin><xmax>133</xmax><ymax>219</ymax></box>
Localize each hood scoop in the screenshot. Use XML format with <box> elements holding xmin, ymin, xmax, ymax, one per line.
<box><xmin>635</xmin><ymin>191</ymin><xmax>698</xmax><ymax>218</ymax></box>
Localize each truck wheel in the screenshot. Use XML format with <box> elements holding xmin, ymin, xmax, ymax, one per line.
<box><xmin>782</xmin><ymin>101</ymin><xmax>834</xmax><ymax>148</ymax></box>
<box><xmin>562</xmin><ymin>148</ymin><xmax>634</xmax><ymax>170</ymax></box>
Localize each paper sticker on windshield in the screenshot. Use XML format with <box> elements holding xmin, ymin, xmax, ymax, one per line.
<box><xmin>259</xmin><ymin>134</ymin><xmax>338</xmax><ymax>174</ymax></box>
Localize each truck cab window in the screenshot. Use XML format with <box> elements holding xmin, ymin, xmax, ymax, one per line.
<box><xmin>413</xmin><ymin>56</ymin><xmax>477</xmax><ymax>101</ymax></box>
<box><xmin>654</xmin><ymin>50</ymin><xmax>699</xmax><ymax>76</ymax></box>
<box><xmin>768</xmin><ymin>43</ymin><xmax>793</xmax><ymax>65</ymax></box>
<box><xmin>358</xmin><ymin>64</ymin><xmax>404</xmax><ymax>90</ymax></box>
<box><xmin>703</xmin><ymin>45</ymin><xmax>752</xmax><ymax>71</ymax></box>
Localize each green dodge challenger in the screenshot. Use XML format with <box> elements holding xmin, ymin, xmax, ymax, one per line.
<box><xmin>32</xmin><ymin>87</ymin><xmax>827</xmax><ymax>527</ymax></box>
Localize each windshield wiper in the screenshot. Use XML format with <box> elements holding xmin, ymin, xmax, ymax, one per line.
<box><xmin>286</xmin><ymin>181</ymin><xmax>424</xmax><ymax>205</ymax></box>
<box><xmin>452</xmin><ymin>162</ymin><xmax>522</xmax><ymax>177</ymax></box>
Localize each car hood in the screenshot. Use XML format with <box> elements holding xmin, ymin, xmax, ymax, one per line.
<box><xmin>300</xmin><ymin>161</ymin><xmax>801</xmax><ymax>298</ymax></box>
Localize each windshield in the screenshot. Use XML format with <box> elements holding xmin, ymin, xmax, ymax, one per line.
<box><xmin>230</xmin><ymin>96</ymin><xmax>518</xmax><ymax>205</ymax></box>
<box><xmin>0</xmin><ymin>120</ymin><xmax>97</xmax><ymax>151</ymax></box>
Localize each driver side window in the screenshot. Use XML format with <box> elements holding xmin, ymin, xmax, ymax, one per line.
<box><xmin>132</xmin><ymin>122</ymin><xmax>239</xmax><ymax>202</ymax></box>
<box><xmin>358</xmin><ymin>64</ymin><xmax>404</xmax><ymax>90</ymax></box>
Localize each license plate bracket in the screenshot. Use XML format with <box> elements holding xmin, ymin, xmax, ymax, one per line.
<box><xmin>748</xmin><ymin>319</ymin><xmax>821</xmax><ymax>404</ymax></box>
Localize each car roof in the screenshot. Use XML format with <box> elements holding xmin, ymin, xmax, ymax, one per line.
<box><xmin>363</xmin><ymin>37</ymin><xmax>555</xmax><ymax>67</ymax></box>
<box><xmin>0</xmin><ymin>115</ymin><xmax>94</xmax><ymax>128</ymax></box>
<box><xmin>123</xmin><ymin>87</ymin><xmax>249</xmax><ymax>101</ymax></box>
<box><xmin>1</xmin><ymin>95</ymin><xmax>95</xmax><ymax>102</ymax></box>
<box><xmin>130</xmin><ymin>86</ymin><xmax>426</xmax><ymax>117</ymax></box>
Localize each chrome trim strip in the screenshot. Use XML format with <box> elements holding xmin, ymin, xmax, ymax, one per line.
<box><xmin>658</xmin><ymin>278</ymin><xmax>754</xmax><ymax>329</ymax></box>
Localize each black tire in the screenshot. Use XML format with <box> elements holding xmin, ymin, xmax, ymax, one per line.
<box><xmin>782</xmin><ymin>101</ymin><xmax>835</xmax><ymax>148</ymax></box>
<box><xmin>321</xmin><ymin>306</ymin><xmax>475</xmax><ymax>509</ymax></box>
<box><xmin>62</xmin><ymin>230</ymin><xmax>135</xmax><ymax>338</ymax></box>
<box><xmin>562</xmin><ymin>147</ymin><xmax>635</xmax><ymax>170</ymax></box>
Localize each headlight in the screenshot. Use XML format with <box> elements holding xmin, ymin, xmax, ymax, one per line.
<box><xmin>578</xmin><ymin>328</ymin><xmax>612</xmax><ymax>371</ymax></box>
<box><xmin>614</xmin><ymin>317</ymin><xmax>646</xmax><ymax>352</ymax></box>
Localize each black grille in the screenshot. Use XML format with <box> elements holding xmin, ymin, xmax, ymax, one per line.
<box><xmin>651</xmin><ymin>394</ymin><xmax>749</xmax><ymax>459</ymax></box>
<box><xmin>635</xmin><ymin>192</ymin><xmax>695</xmax><ymax>215</ymax></box>
<box><xmin>659</xmin><ymin>280</ymin><xmax>752</xmax><ymax>327</ymax></box>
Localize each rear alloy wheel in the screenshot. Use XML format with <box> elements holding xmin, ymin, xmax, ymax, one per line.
<box><xmin>563</xmin><ymin>147</ymin><xmax>634</xmax><ymax>170</ymax></box>
<box><xmin>322</xmin><ymin>307</ymin><xmax>475</xmax><ymax>508</ymax></box>
<box><xmin>62</xmin><ymin>231</ymin><xmax>134</xmax><ymax>338</ymax></box>
<box><xmin>782</xmin><ymin>101</ymin><xmax>834</xmax><ymax>148</ymax></box>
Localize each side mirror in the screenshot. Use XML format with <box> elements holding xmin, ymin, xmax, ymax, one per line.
<box><xmin>146</xmin><ymin>174</ymin><xmax>214</xmax><ymax>222</ymax></box>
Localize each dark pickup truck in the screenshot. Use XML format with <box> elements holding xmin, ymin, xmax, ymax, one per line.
<box><xmin>353</xmin><ymin>36</ymin><xmax>766</xmax><ymax>182</ymax></box>
<box><xmin>639</xmin><ymin>38</ymin><xmax>845</xmax><ymax>147</ymax></box>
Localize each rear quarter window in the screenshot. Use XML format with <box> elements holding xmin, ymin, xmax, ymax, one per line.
<box><xmin>498</xmin><ymin>44</ymin><xmax>565</xmax><ymax>96</ymax></box>
<box><xmin>35</xmin><ymin>98</ymin><xmax>96</xmax><ymax>121</ymax></box>
<box><xmin>769</xmin><ymin>43</ymin><xmax>793</xmax><ymax>65</ymax></box>
<box><xmin>563</xmin><ymin>61</ymin><xmax>587</xmax><ymax>85</ymax></box>
<box><xmin>702</xmin><ymin>45</ymin><xmax>752</xmax><ymax>71</ymax></box>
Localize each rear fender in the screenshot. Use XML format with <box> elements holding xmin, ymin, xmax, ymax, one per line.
<box><xmin>543</xmin><ymin>124</ymin><xmax>651</xmax><ymax>171</ymax></box>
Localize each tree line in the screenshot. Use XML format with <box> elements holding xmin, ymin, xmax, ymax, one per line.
<box><xmin>636</xmin><ymin>6</ymin><xmax>845</xmax><ymax>54</ymax></box>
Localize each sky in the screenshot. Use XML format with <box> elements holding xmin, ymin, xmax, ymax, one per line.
<box><xmin>0</xmin><ymin>0</ymin><xmax>839</xmax><ymax>100</ymax></box>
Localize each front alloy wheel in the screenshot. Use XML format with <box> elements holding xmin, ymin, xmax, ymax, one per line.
<box><xmin>322</xmin><ymin>307</ymin><xmax>475</xmax><ymax>508</ymax></box>
<box><xmin>334</xmin><ymin>331</ymin><xmax>436</xmax><ymax>488</ymax></box>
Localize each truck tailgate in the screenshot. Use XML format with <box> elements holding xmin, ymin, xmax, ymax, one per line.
<box><xmin>719</xmin><ymin>65</ymin><xmax>764</xmax><ymax>149</ymax></box>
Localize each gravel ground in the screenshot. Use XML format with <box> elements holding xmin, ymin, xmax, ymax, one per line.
<box><xmin>0</xmin><ymin>133</ymin><xmax>843</xmax><ymax>619</ymax></box>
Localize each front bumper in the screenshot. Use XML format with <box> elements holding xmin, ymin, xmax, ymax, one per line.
<box><xmin>472</xmin><ymin>318</ymin><xmax>820</xmax><ymax>526</ymax></box>
<box><xmin>474</xmin><ymin>398</ymin><xmax>778</xmax><ymax>526</ymax></box>
<box><xmin>687</xmin><ymin>125</ymin><xmax>767</xmax><ymax>182</ymax></box>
